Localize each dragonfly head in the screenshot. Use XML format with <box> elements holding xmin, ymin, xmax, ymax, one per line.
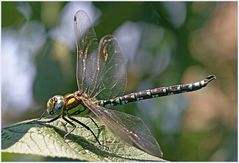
<box><xmin>47</xmin><ymin>95</ymin><xmax>65</xmax><ymax>115</ymax></box>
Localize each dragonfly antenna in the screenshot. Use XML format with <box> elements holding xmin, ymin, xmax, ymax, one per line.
<box><xmin>38</xmin><ymin>110</ymin><xmax>47</xmax><ymax>120</ymax></box>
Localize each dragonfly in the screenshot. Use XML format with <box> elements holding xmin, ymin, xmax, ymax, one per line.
<box><xmin>39</xmin><ymin>10</ymin><xmax>216</xmax><ymax>158</ymax></box>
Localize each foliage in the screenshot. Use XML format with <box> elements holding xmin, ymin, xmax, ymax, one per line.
<box><xmin>2</xmin><ymin>117</ymin><xmax>165</xmax><ymax>161</ymax></box>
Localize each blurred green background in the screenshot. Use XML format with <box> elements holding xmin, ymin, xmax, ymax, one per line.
<box><xmin>1</xmin><ymin>1</ymin><xmax>237</xmax><ymax>161</ymax></box>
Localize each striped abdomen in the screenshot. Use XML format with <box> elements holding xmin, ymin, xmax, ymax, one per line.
<box><xmin>98</xmin><ymin>75</ymin><xmax>216</xmax><ymax>107</ymax></box>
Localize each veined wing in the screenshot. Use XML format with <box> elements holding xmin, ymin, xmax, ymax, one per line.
<box><xmin>89</xmin><ymin>35</ymin><xmax>127</xmax><ymax>99</ymax></box>
<box><xmin>74</xmin><ymin>10</ymin><xmax>99</xmax><ymax>93</ymax></box>
<box><xmin>74</xmin><ymin>11</ymin><xmax>127</xmax><ymax>99</ymax></box>
<box><xmin>82</xmin><ymin>99</ymin><xmax>163</xmax><ymax>158</ymax></box>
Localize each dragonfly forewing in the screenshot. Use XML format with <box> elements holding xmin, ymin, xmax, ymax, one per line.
<box><xmin>74</xmin><ymin>10</ymin><xmax>99</xmax><ymax>94</ymax></box>
<box><xmin>74</xmin><ymin>11</ymin><xmax>127</xmax><ymax>100</ymax></box>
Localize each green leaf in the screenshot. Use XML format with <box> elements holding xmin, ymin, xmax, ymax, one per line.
<box><xmin>2</xmin><ymin>117</ymin><xmax>165</xmax><ymax>161</ymax></box>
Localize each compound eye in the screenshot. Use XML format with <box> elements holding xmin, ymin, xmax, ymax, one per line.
<box><xmin>53</xmin><ymin>96</ymin><xmax>64</xmax><ymax>114</ymax></box>
<box><xmin>47</xmin><ymin>95</ymin><xmax>64</xmax><ymax>115</ymax></box>
<box><xmin>54</xmin><ymin>104</ymin><xmax>62</xmax><ymax>112</ymax></box>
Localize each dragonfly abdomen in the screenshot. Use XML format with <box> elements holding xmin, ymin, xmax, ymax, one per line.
<box><xmin>98</xmin><ymin>75</ymin><xmax>216</xmax><ymax>107</ymax></box>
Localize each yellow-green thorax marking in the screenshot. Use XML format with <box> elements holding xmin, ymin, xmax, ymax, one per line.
<box><xmin>64</xmin><ymin>92</ymin><xmax>91</xmax><ymax>116</ymax></box>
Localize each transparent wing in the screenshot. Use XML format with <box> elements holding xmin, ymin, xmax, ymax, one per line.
<box><xmin>74</xmin><ymin>10</ymin><xmax>99</xmax><ymax>93</ymax></box>
<box><xmin>83</xmin><ymin>99</ymin><xmax>163</xmax><ymax>158</ymax></box>
<box><xmin>74</xmin><ymin>11</ymin><xmax>127</xmax><ymax>99</ymax></box>
<box><xmin>89</xmin><ymin>35</ymin><xmax>127</xmax><ymax>99</ymax></box>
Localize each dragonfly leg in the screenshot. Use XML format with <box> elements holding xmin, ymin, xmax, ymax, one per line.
<box><xmin>38</xmin><ymin>110</ymin><xmax>47</xmax><ymax>120</ymax></box>
<box><xmin>86</xmin><ymin>115</ymin><xmax>100</xmax><ymax>129</ymax></box>
<box><xmin>67</xmin><ymin>116</ymin><xmax>102</xmax><ymax>146</ymax></box>
<box><xmin>62</xmin><ymin>116</ymin><xmax>76</xmax><ymax>139</ymax></box>
<box><xmin>43</xmin><ymin>115</ymin><xmax>61</xmax><ymax>123</ymax></box>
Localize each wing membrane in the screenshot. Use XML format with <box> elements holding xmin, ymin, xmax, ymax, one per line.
<box><xmin>74</xmin><ymin>10</ymin><xmax>98</xmax><ymax>93</ymax></box>
<box><xmin>74</xmin><ymin>11</ymin><xmax>126</xmax><ymax>99</ymax></box>
<box><xmin>83</xmin><ymin>99</ymin><xmax>163</xmax><ymax>158</ymax></box>
<box><xmin>89</xmin><ymin>35</ymin><xmax>127</xmax><ymax>99</ymax></box>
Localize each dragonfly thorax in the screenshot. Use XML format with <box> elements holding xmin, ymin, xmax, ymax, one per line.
<box><xmin>60</xmin><ymin>91</ymin><xmax>91</xmax><ymax>116</ymax></box>
<box><xmin>47</xmin><ymin>95</ymin><xmax>65</xmax><ymax>115</ymax></box>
